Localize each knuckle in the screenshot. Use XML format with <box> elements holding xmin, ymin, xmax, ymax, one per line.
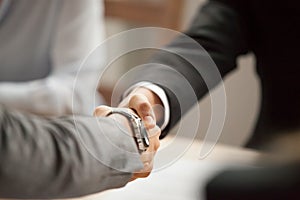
<box><xmin>139</xmin><ymin>172</ymin><xmax>151</xmax><ymax>178</ymax></box>
<box><xmin>155</xmin><ymin>141</ymin><xmax>160</xmax><ymax>150</ymax></box>
<box><xmin>93</xmin><ymin>107</ymin><xmax>102</xmax><ymax>116</ymax></box>
<box><xmin>138</xmin><ymin>102</ymin><xmax>150</xmax><ymax>112</ymax></box>
<box><xmin>130</xmin><ymin>94</ymin><xmax>143</xmax><ymax>102</ymax></box>
<box><xmin>94</xmin><ymin>106</ymin><xmax>109</xmax><ymax>116</ymax></box>
<box><xmin>129</xmin><ymin>94</ymin><xmax>147</xmax><ymax>106</ymax></box>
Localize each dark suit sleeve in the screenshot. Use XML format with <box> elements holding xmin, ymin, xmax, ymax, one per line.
<box><xmin>0</xmin><ymin>105</ymin><xmax>143</xmax><ymax>199</ymax></box>
<box><xmin>121</xmin><ymin>0</ymin><xmax>250</xmax><ymax>137</ymax></box>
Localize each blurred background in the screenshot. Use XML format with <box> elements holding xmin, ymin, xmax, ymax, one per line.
<box><xmin>101</xmin><ymin>0</ymin><xmax>260</xmax><ymax>147</ymax></box>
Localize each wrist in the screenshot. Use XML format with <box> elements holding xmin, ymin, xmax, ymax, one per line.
<box><xmin>106</xmin><ymin>108</ymin><xmax>150</xmax><ymax>153</ymax></box>
<box><xmin>107</xmin><ymin>114</ymin><xmax>137</xmax><ymax>147</ymax></box>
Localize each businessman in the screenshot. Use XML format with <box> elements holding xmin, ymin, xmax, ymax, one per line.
<box><xmin>119</xmin><ymin>0</ymin><xmax>300</xmax><ymax>149</ymax></box>
<box><xmin>0</xmin><ymin>104</ymin><xmax>160</xmax><ymax>198</ymax></box>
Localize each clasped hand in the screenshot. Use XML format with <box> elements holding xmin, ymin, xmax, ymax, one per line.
<box><xmin>94</xmin><ymin>88</ymin><xmax>161</xmax><ymax>181</ymax></box>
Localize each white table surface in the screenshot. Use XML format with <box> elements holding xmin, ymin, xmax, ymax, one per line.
<box><xmin>66</xmin><ymin>137</ymin><xmax>261</xmax><ymax>200</ymax></box>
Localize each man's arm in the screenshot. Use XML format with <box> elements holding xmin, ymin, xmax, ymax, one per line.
<box><xmin>120</xmin><ymin>0</ymin><xmax>250</xmax><ymax>137</ymax></box>
<box><xmin>0</xmin><ymin>104</ymin><xmax>145</xmax><ymax>199</ymax></box>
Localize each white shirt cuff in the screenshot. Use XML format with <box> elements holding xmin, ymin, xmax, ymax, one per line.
<box><xmin>122</xmin><ymin>82</ymin><xmax>170</xmax><ymax>131</ymax></box>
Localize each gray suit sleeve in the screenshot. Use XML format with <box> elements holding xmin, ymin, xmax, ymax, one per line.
<box><xmin>0</xmin><ymin>105</ymin><xmax>143</xmax><ymax>199</ymax></box>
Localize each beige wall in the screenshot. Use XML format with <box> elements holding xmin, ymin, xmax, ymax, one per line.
<box><xmin>184</xmin><ymin>54</ymin><xmax>260</xmax><ymax>146</ymax></box>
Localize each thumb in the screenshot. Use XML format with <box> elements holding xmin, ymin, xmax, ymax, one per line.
<box><xmin>93</xmin><ymin>105</ymin><xmax>112</xmax><ymax>117</ymax></box>
<box><xmin>128</xmin><ymin>94</ymin><xmax>156</xmax><ymax>129</ymax></box>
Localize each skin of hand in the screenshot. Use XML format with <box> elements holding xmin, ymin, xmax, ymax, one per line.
<box><xmin>93</xmin><ymin>105</ymin><xmax>161</xmax><ymax>180</ymax></box>
<box><xmin>118</xmin><ymin>87</ymin><xmax>163</xmax><ymax>130</ymax></box>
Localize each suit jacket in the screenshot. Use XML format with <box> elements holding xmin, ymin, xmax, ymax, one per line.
<box><xmin>0</xmin><ymin>105</ymin><xmax>142</xmax><ymax>198</ymax></box>
<box><xmin>122</xmin><ymin>0</ymin><xmax>300</xmax><ymax>145</ymax></box>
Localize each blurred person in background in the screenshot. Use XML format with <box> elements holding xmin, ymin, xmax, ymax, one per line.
<box><xmin>0</xmin><ymin>0</ymin><xmax>106</xmax><ymax>116</ymax></box>
<box><xmin>119</xmin><ymin>0</ymin><xmax>300</xmax><ymax>150</ymax></box>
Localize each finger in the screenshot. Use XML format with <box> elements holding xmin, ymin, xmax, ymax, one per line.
<box><xmin>93</xmin><ymin>105</ymin><xmax>112</xmax><ymax>117</ymax></box>
<box><xmin>152</xmin><ymin>138</ymin><xmax>160</xmax><ymax>152</ymax></box>
<box><xmin>129</xmin><ymin>176</ymin><xmax>137</xmax><ymax>182</ymax></box>
<box><xmin>132</xmin><ymin>171</ymin><xmax>151</xmax><ymax>179</ymax></box>
<box><xmin>128</xmin><ymin>94</ymin><xmax>156</xmax><ymax>129</ymax></box>
<box><xmin>133</xmin><ymin>171</ymin><xmax>151</xmax><ymax>179</ymax></box>
<box><xmin>143</xmin><ymin>140</ymin><xmax>160</xmax><ymax>154</ymax></box>
<box><xmin>145</xmin><ymin>126</ymin><xmax>161</xmax><ymax>153</ymax></box>
<box><xmin>131</xmin><ymin>157</ymin><xmax>154</xmax><ymax>181</ymax></box>
<box><xmin>133</xmin><ymin>162</ymin><xmax>153</xmax><ymax>178</ymax></box>
<box><xmin>147</xmin><ymin>125</ymin><xmax>161</xmax><ymax>138</ymax></box>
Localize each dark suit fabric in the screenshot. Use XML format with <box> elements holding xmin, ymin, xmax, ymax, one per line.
<box><xmin>124</xmin><ymin>0</ymin><xmax>300</xmax><ymax>146</ymax></box>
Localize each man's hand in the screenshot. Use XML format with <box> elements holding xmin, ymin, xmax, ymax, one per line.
<box><xmin>119</xmin><ymin>87</ymin><xmax>163</xmax><ymax>129</ymax></box>
<box><xmin>93</xmin><ymin>105</ymin><xmax>161</xmax><ymax>180</ymax></box>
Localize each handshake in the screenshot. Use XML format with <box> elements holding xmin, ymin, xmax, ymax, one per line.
<box><xmin>94</xmin><ymin>87</ymin><xmax>162</xmax><ymax>181</ymax></box>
